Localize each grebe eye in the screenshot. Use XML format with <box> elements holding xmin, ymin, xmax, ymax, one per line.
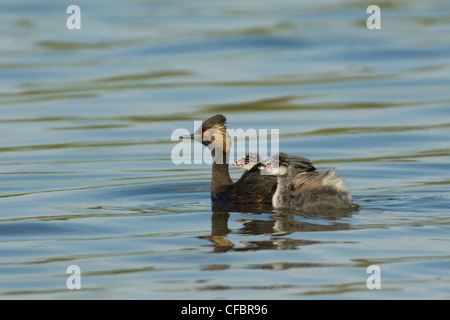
<box><xmin>203</xmin><ymin>131</ymin><xmax>210</xmax><ymax>136</ymax></box>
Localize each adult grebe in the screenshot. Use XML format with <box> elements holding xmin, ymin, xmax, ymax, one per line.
<box><xmin>180</xmin><ymin>115</ymin><xmax>276</xmax><ymax>203</ymax></box>
<box><xmin>260</xmin><ymin>153</ymin><xmax>354</xmax><ymax>210</ymax></box>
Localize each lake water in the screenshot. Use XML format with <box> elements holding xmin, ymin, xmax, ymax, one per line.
<box><xmin>0</xmin><ymin>0</ymin><xmax>449</xmax><ymax>299</ymax></box>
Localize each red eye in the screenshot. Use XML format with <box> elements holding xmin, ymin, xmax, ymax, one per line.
<box><xmin>203</xmin><ymin>131</ymin><xmax>210</xmax><ymax>136</ymax></box>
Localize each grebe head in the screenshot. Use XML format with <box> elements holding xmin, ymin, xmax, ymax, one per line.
<box><xmin>259</xmin><ymin>153</ymin><xmax>289</xmax><ymax>176</ymax></box>
<box><xmin>233</xmin><ymin>153</ymin><xmax>262</xmax><ymax>170</ymax></box>
<box><xmin>180</xmin><ymin>114</ymin><xmax>230</xmax><ymax>153</ymax></box>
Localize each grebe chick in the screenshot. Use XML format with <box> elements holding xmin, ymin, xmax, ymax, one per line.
<box><xmin>233</xmin><ymin>153</ymin><xmax>262</xmax><ymax>170</ymax></box>
<box><xmin>180</xmin><ymin>115</ymin><xmax>276</xmax><ymax>204</ymax></box>
<box><xmin>260</xmin><ymin>153</ymin><xmax>354</xmax><ymax>210</ymax></box>
<box><xmin>234</xmin><ymin>153</ymin><xmax>317</xmax><ymax>173</ymax></box>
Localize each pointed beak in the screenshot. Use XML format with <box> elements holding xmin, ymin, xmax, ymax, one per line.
<box><xmin>179</xmin><ymin>133</ymin><xmax>195</xmax><ymax>141</ymax></box>
<box><xmin>233</xmin><ymin>158</ymin><xmax>244</xmax><ymax>167</ymax></box>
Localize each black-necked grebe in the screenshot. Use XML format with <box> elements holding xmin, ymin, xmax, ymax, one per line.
<box><xmin>260</xmin><ymin>153</ymin><xmax>354</xmax><ymax>210</ymax></box>
<box><xmin>234</xmin><ymin>153</ymin><xmax>317</xmax><ymax>173</ymax></box>
<box><xmin>180</xmin><ymin>115</ymin><xmax>276</xmax><ymax>204</ymax></box>
<box><xmin>233</xmin><ymin>153</ymin><xmax>262</xmax><ymax>171</ymax></box>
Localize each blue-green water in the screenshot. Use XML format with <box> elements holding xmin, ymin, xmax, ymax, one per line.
<box><xmin>0</xmin><ymin>0</ymin><xmax>449</xmax><ymax>299</ymax></box>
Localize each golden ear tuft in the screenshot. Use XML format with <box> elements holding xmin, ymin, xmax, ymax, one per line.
<box><xmin>207</xmin><ymin>124</ymin><xmax>230</xmax><ymax>152</ymax></box>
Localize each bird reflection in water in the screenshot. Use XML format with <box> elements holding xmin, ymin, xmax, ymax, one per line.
<box><xmin>202</xmin><ymin>202</ymin><xmax>354</xmax><ymax>253</ymax></box>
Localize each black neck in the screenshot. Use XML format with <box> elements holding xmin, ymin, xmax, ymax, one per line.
<box><xmin>210</xmin><ymin>150</ymin><xmax>233</xmax><ymax>197</ymax></box>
